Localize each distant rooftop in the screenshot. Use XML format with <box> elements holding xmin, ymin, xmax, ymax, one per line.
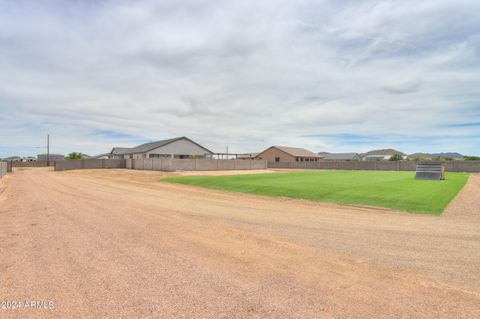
<box><xmin>271</xmin><ymin>146</ymin><xmax>323</xmax><ymax>158</ymax></box>
<box><xmin>37</xmin><ymin>153</ymin><xmax>64</xmax><ymax>156</ymax></box>
<box><xmin>111</xmin><ymin>137</ymin><xmax>213</xmax><ymax>155</ymax></box>
<box><xmin>319</xmin><ymin>152</ymin><xmax>360</xmax><ymax>160</ymax></box>
<box><xmin>364</xmin><ymin>149</ymin><xmax>406</xmax><ymax>156</ymax></box>
<box><xmin>110</xmin><ymin>147</ymin><xmax>133</xmax><ymax>155</ymax></box>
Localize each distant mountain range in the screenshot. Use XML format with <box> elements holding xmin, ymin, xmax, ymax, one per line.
<box><xmin>407</xmin><ymin>152</ymin><xmax>464</xmax><ymax>159</ymax></box>
<box><xmin>360</xmin><ymin>149</ymin><xmax>465</xmax><ymax>159</ymax></box>
<box><xmin>364</xmin><ymin>149</ymin><xmax>407</xmax><ymax>156</ymax></box>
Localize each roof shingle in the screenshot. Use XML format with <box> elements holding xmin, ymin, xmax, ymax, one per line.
<box><xmin>269</xmin><ymin>146</ymin><xmax>322</xmax><ymax>158</ymax></box>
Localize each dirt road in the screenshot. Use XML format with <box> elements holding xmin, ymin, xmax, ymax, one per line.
<box><xmin>1</xmin><ymin>168</ymin><xmax>479</xmax><ymax>318</ymax></box>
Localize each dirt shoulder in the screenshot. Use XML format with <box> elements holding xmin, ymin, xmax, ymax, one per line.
<box><xmin>1</xmin><ymin>168</ymin><xmax>479</xmax><ymax>318</ymax></box>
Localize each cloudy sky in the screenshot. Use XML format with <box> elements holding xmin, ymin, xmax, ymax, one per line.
<box><xmin>1</xmin><ymin>0</ymin><xmax>479</xmax><ymax>157</ymax></box>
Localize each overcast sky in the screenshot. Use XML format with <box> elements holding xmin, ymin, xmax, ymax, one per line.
<box><xmin>1</xmin><ymin>0</ymin><xmax>479</xmax><ymax>157</ymax></box>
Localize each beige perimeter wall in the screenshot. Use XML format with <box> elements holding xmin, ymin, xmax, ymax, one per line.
<box><xmin>54</xmin><ymin>158</ymin><xmax>267</xmax><ymax>172</ymax></box>
<box><xmin>55</xmin><ymin>159</ymin><xmax>126</xmax><ymax>171</ymax></box>
<box><xmin>0</xmin><ymin>162</ymin><xmax>7</xmax><ymax>179</ymax></box>
<box><xmin>127</xmin><ymin>158</ymin><xmax>267</xmax><ymax>171</ymax></box>
<box><xmin>12</xmin><ymin>161</ymin><xmax>49</xmax><ymax>167</ymax></box>
<box><xmin>268</xmin><ymin>161</ymin><xmax>480</xmax><ymax>172</ymax></box>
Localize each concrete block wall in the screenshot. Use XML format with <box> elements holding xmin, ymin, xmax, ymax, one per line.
<box><xmin>12</xmin><ymin>161</ymin><xmax>49</xmax><ymax>167</ymax></box>
<box><xmin>55</xmin><ymin>159</ymin><xmax>126</xmax><ymax>171</ymax></box>
<box><xmin>195</xmin><ymin>159</ymin><xmax>220</xmax><ymax>171</ymax></box>
<box><xmin>444</xmin><ymin>161</ymin><xmax>480</xmax><ymax>172</ymax></box>
<box><xmin>126</xmin><ymin>158</ymin><xmax>267</xmax><ymax>172</ymax></box>
<box><xmin>251</xmin><ymin>160</ymin><xmax>269</xmax><ymax>169</ymax></box>
<box><xmin>0</xmin><ymin>162</ymin><xmax>7</xmax><ymax>179</ymax></box>
<box><xmin>171</xmin><ymin>159</ymin><xmax>196</xmax><ymax>171</ymax></box>
<box><xmin>268</xmin><ymin>161</ymin><xmax>480</xmax><ymax>172</ymax></box>
<box><xmin>235</xmin><ymin>160</ymin><xmax>254</xmax><ymax>170</ymax></box>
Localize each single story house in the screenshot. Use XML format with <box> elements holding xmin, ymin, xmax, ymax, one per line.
<box><xmin>362</xmin><ymin>149</ymin><xmax>406</xmax><ymax>161</ymax></box>
<box><xmin>110</xmin><ymin>147</ymin><xmax>132</xmax><ymax>159</ymax></box>
<box><xmin>363</xmin><ymin>154</ymin><xmax>391</xmax><ymax>161</ymax></box>
<box><xmin>319</xmin><ymin>152</ymin><xmax>362</xmax><ymax>161</ymax></box>
<box><xmin>110</xmin><ymin>137</ymin><xmax>214</xmax><ymax>160</ymax></box>
<box><xmin>37</xmin><ymin>153</ymin><xmax>65</xmax><ymax>161</ymax></box>
<box><xmin>90</xmin><ymin>153</ymin><xmax>110</xmax><ymax>159</ymax></box>
<box><xmin>256</xmin><ymin>146</ymin><xmax>323</xmax><ymax>163</ymax></box>
<box><xmin>4</xmin><ymin>156</ymin><xmax>21</xmax><ymax>162</ymax></box>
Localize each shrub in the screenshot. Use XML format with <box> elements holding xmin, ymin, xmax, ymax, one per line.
<box><xmin>389</xmin><ymin>154</ymin><xmax>403</xmax><ymax>161</ymax></box>
<box><xmin>464</xmin><ymin>156</ymin><xmax>480</xmax><ymax>160</ymax></box>
<box><xmin>65</xmin><ymin>152</ymin><xmax>83</xmax><ymax>160</ymax></box>
<box><xmin>413</xmin><ymin>156</ymin><xmax>428</xmax><ymax>162</ymax></box>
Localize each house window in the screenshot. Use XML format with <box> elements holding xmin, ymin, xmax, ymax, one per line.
<box><xmin>296</xmin><ymin>158</ymin><xmax>299</xmax><ymax>162</ymax></box>
<box><xmin>275</xmin><ymin>157</ymin><xmax>280</xmax><ymax>162</ymax></box>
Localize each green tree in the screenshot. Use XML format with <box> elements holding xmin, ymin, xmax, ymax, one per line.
<box><xmin>65</xmin><ymin>152</ymin><xmax>83</xmax><ymax>160</ymax></box>
<box><xmin>432</xmin><ymin>156</ymin><xmax>453</xmax><ymax>161</ymax></box>
<box><xmin>464</xmin><ymin>156</ymin><xmax>480</xmax><ymax>160</ymax></box>
<box><xmin>389</xmin><ymin>154</ymin><xmax>403</xmax><ymax>161</ymax></box>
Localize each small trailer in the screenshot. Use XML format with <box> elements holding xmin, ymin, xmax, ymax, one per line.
<box><xmin>415</xmin><ymin>162</ymin><xmax>445</xmax><ymax>180</ymax></box>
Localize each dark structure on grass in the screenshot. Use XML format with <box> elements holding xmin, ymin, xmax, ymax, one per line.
<box><xmin>415</xmin><ymin>162</ymin><xmax>445</xmax><ymax>180</ymax></box>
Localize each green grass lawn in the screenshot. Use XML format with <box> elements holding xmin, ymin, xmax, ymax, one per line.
<box><xmin>162</xmin><ymin>171</ymin><xmax>469</xmax><ymax>215</ymax></box>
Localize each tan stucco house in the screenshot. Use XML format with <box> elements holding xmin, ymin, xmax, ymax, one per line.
<box><xmin>255</xmin><ymin>146</ymin><xmax>323</xmax><ymax>163</ymax></box>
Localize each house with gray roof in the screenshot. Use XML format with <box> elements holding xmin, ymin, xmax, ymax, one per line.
<box><xmin>109</xmin><ymin>137</ymin><xmax>213</xmax><ymax>160</ymax></box>
<box><xmin>90</xmin><ymin>153</ymin><xmax>110</xmax><ymax>159</ymax></box>
<box><xmin>37</xmin><ymin>153</ymin><xmax>65</xmax><ymax>161</ymax></box>
<box><xmin>4</xmin><ymin>156</ymin><xmax>22</xmax><ymax>162</ymax></box>
<box><xmin>362</xmin><ymin>149</ymin><xmax>407</xmax><ymax>161</ymax></box>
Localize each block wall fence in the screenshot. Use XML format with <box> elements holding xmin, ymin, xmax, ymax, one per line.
<box><xmin>126</xmin><ymin>158</ymin><xmax>268</xmax><ymax>171</ymax></box>
<box><xmin>0</xmin><ymin>162</ymin><xmax>7</xmax><ymax>179</ymax></box>
<box><xmin>54</xmin><ymin>158</ymin><xmax>268</xmax><ymax>172</ymax></box>
<box><xmin>267</xmin><ymin>161</ymin><xmax>480</xmax><ymax>172</ymax></box>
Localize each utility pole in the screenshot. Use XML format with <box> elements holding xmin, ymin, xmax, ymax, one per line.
<box><xmin>226</xmin><ymin>146</ymin><xmax>229</xmax><ymax>159</ymax></box>
<box><xmin>47</xmin><ymin>134</ymin><xmax>50</xmax><ymax>166</ymax></box>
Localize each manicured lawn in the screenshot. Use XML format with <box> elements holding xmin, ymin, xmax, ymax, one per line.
<box><xmin>162</xmin><ymin>171</ymin><xmax>469</xmax><ymax>215</ymax></box>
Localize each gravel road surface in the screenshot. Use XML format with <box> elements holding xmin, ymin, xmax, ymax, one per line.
<box><xmin>1</xmin><ymin>168</ymin><xmax>479</xmax><ymax>318</ymax></box>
